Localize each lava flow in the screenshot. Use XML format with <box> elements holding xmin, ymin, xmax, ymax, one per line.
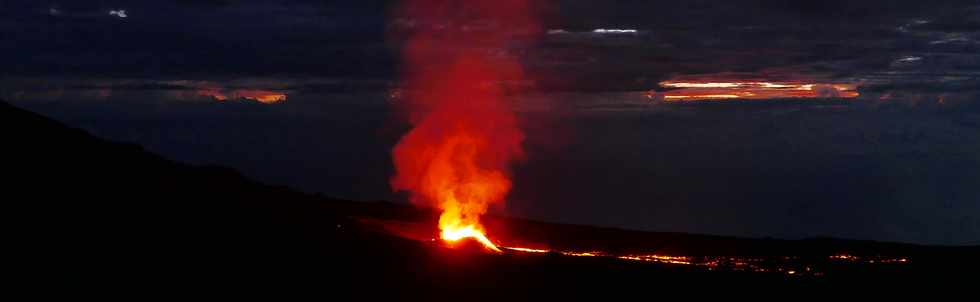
<box><xmin>389</xmin><ymin>0</ymin><xmax>537</xmax><ymax>252</ymax></box>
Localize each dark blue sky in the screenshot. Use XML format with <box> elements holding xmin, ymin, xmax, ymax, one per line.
<box><xmin>3</xmin><ymin>0</ymin><xmax>979</xmax><ymax>244</ymax></box>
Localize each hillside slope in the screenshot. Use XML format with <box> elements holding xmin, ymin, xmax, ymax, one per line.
<box><xmin>4</xmin><ymin>101</ymin><xmax>976</xmax><ymax>298</ymax></box>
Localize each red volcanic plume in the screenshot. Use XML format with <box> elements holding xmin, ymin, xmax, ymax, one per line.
<box><xmin>390</xmin><ymin>0</ymin><xmax>537</xmax><ymax>251</ymax></box>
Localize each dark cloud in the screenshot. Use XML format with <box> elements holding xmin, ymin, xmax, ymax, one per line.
<box><xmin>4</xmin><ymin>0</ymin><xmax>980</xmax><ymax>102</ymax></box>
<box><xmin>1</xmin><ymin>0</ymin><xmax>396</xmax><ymax>78</ymax></box>
<box><xmin>172</xmin><ymin>0</ymin><xmax>237</xmax><ymax>7</ymax></box>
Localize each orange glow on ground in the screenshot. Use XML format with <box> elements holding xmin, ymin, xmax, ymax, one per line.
<box><xmin>503</xmin><ymin>246</ymin><xmax>550</xmax><ymax>253</ymax></box>
<box><xmin>560</xmin><ymin>251</ymin><xmax>603</xmax><ymax>257</ymax></box>
<box><xmin>652</xmin><ymin>80</ymin><xmax>859</xmax><ymax>101</ymax></box>
<box><xmin>501</xmin><ymin>246</ymin><xmax>603</xmax><ymax>257</ymax></box>
<box><xmin>363</xmin><ymin>216</ymin><xmax>912</xmax><ymax>276</ymax></box>
<box><xmin>617</xmin><ymin>254</ymin><xmax>693</xmax><ymax>265</ymax></box>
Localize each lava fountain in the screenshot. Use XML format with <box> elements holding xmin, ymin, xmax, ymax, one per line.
<box><xmin>389</xmin><ymin>0</ymin><xmax>537</xmax><ymax>252</ymax></box>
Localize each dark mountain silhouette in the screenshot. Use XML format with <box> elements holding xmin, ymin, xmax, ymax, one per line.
<box><xmin>5</xmin><ymin>100</ymin><xmax>976</xmax><ymax>298</ymax></box>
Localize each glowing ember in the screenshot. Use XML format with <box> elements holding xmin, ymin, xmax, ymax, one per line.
<box><xmin>560</xmin><ymin>251</ymin><xmax>602</xmax><ymax>257</ymax></box>
<box><xmin>830</xmin><ymin>254</ymin><xmax>859</xmax><ymax>261</ymax></box>
<box><xmin>389</xmin><ymin>0</ymin><xmax>536</xmax><ymax>253</ymax></box>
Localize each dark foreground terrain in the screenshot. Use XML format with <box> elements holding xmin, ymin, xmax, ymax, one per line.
<box><xmin>5</xmin><ymin>101</ymin><xmax>977</xmax><ymax>298</ymax></box>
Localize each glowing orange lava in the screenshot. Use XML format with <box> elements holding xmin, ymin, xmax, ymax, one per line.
<box><xmin>504</xmin><ymin>246</ymin><xmax>550</xmax><ymax>253</ymax></box>
<box><xmin>442</xmin><ymin>225</ymin><xmax>501</xmax><ymax>252</ymax></box>
<box><xmin>390</xmin><ymin>0</ymin><xmax>536</xmax><ymax>253</ymax></box>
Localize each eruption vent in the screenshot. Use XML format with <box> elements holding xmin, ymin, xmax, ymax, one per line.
<box><xmin>390</xmin><ymin>0</ymin><xmax>537</xmax><ymax>252</ymax></box>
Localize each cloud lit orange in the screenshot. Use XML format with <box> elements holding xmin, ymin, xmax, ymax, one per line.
<box><xmin>652</xmin><ymin>80</ymin><xmax>859</xmax><ymax>101</ymax></box>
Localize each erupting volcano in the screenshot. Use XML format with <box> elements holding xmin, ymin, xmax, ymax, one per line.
<box><xmin>389</xmin><ymin>0</ymin><xmax>537</xmax><ymax>252</ymax></box>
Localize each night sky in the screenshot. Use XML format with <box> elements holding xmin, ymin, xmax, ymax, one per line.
<box><xmin>4</xmin><ymin>0</ymin><xmax>979</xmax><ymax>245</ymax></box>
